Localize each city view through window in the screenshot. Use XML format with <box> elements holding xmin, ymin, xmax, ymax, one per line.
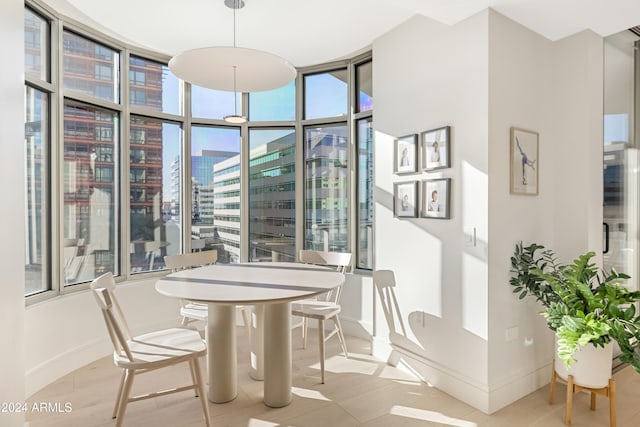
<box><xmin>24</xmin><ymin>4</ymin><xmax>373</xmax><ymax>296</ymax></box>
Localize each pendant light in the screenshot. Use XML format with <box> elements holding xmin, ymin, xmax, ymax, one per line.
<box><xmin>169</xmin><ymin>0</ymin><xmax>296</xmax><ymax>118</ymax></box>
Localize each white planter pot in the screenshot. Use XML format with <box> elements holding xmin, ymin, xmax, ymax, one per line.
<box><xmin>554</xmin><ymin>339</ymin><xmax>613</xmax><ymax>389</ymax></box>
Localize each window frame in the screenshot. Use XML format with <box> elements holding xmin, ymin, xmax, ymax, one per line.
<box><xmin>24</xmin><ymin>0</ymin><xmax>373</xmax><ymax>303</ymax></box>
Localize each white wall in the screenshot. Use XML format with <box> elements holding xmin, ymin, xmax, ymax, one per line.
<box><xmin>25</xmin><ymin>277</ymin><xmax>181</xmax><ymax>396</ymax></box>
<box><xmin>486</xmin><ymin>11</ymin><xmax>603</xmax><ymax>412</ymax></box>
<box><xmin>550</xmin><ymin>31</ymin><xmax>604</xmax><ymax>261</ymax></box>
<box><xmin>372</xmin><ymin>9</ymin><xmax>605</xmax><ymax>413</ymax></box>
<box><xmin>486</xmin><ymin>10</ymin><xmax>556</xmax><ymax>412</ymax></box>
<box><xmin>339</xmin><ymin>273</ymin><xmax>374</xmax><ymax>339</ymax></box>
<box><xmin>0</xmin><ymin>1</ymin><xmax>26</xmax><ymax>425</ymax></box>
<box><xmin>372</xmin><ymin>11</ymin><xmax>491</xmax><ymax>411</ymax></box>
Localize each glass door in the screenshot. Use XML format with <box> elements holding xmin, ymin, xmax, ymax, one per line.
<box><xmin>604</xmin><ymin>30</ymin><xmax>640</xmax><ymax>368</ymax></box>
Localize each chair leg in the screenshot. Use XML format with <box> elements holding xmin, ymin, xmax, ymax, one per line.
<box><xmin>590</xmin><ymin>392</ymin><xmax>596</xmax><ymax>410</ymax></box>
<box><xmin>188</xmin><ymin>359</ymin><xmax>199</xmax><ymax>397</ymax></box>
<box><xmin>193</xmin><ymin>357</ymin><xmax>211</xmax><ymax>427</ymax></box>
<box><xmin>565</xmin><ymin>374</ymin><xmax>574</xmax><ymax>426</ymax></box>
<box><xmin>112</xmin><ymin>370</ymin><xmax>126</xmax><ymax>419</ymax></box>
<box><xmin>333</xmin><ymin>316</ymin><xmax>349</xmax><ymax>358</ymax></box>
<box><xmin>302</xmin><ymin>317</ymin><xmax>308</xmax><ymax>349</ymax></box>
<box><xmin>387</xmin><ymin>350</ymin><xmax>401</xmax><ymax>367</ymax></box>
<box><xmin>609</xmin><ymin>378</ymin><xmax>616</xmax><ymax>427</ymax></box>
<box><xmin>115</xmin><ymin>369</ymin><xmax>135</xmax><ymax>427</ymax></box>
<box><xmin>318</xmin><ymin>319</ymin><xmax>326</xmax><ymax>384</ymax></box>
<box><xmin>549</xmin><ymin>365</ymin><xmax>556</xmax><ymax>404</ymax></box>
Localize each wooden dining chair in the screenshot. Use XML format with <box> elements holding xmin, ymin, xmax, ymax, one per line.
<box><xmin>90</xmin><ymin>272</ymin><xmax>211</xmax><ymax>427</ymax></box>
<box><xmin>164</xmin><ymin>250</ymin><xmax>251</xmax><ymax>334</ymax></box>
<box><xmin>291</xmin><ymin>249</ymin><xmax>351</xmax><ymax>383</ymax></box>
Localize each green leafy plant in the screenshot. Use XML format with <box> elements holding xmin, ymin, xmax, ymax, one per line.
<box><xmin>510</xmin><ymin>242</ymin><xmax>640</xmax><ymax>372</ymax></box>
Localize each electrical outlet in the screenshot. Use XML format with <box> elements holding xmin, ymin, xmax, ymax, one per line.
<box><xmin>505</xmin><ymin>326</ymin><xmax>519</xmax><ymax>342</ymax></box>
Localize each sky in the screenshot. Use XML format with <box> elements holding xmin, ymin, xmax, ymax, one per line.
<box><xmin>159</xmin><ymin>68</ymin><xmax>362</xmax><ymax>199</ymax></box>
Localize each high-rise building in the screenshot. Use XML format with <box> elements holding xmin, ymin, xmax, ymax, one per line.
<box><xmin>61</xmin><ymin>32</ymin><xmax>165</xmax><ymax>279</ymax></box>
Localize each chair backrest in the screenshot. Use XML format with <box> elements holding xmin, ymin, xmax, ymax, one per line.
<box><xmin>191</xmin><ymin>239</ymin><xmax>206</xmax><ymax>251</ymax></box>
<box><xmin>164</xmin><ymin>250</ymin><xmax>217</xmax><ymax>271</ymax></box>
<box><xmin>373</xmin><ymin>270</ymin><xmax>407</xmax><ymax>337</ymax></box>
<box><xmin>299</xmin><ymin>250</ymin><xmax>352</xmax><ymax>302</ymax></box>
<box><xmin>299</xmin><ymin>249</ymin><xmax>352</xmax><ymax>273</ymax></box>
<box><xmin>90</xmin><ymin>272</ymin><xmax>135</xmax><ymax>361</ymax></box>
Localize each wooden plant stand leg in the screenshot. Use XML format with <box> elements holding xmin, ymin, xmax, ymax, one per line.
<box><xmin>549</xmin><ymin>364</ymin><xmax>557</xmax><ymax>404</ymax></box>
<box><xmin>565</xmin><ymin>374</ymin><xmax>574</xmax><ymax>426</ymax></box>
<box><xmin>609</xmin><ymin>379</ymin><xmax>616</xmax><ymax>427</ymax></box>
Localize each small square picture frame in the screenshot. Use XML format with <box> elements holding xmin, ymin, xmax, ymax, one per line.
<box><xmin>394</xmin><ymin>181</ymin><xmax>418</xmax><ymax>218</ymax></box>
<box><xmin>394</xmin><ymin>134</ymin><xmax>418</xmax><ymax>175</ymax></box>
<box><xmin>510</xmin><ymin>127</ymin><xmax>538</xmax><ymax>195</ymax></box>
<box><xmin>421</xmin><ymin>178</ymin><xmax>451</xmax><ymax>219</ymax></box>
<box><xmin>421</xmin><ymin>126</ymin><xmax>450</xmax><ymax>171</ymax></box>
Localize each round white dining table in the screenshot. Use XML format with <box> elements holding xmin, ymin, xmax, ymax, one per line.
<box><xmin>155</xmin><ymin>261</ymin><xmax>345</xmax><ymax>407</ymax></box>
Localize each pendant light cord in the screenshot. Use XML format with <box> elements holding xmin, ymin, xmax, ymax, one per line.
<box><xmin>233</xmin><ymin>66</ymin><xmax>238</xmax><ymax>115</ymax></box>
<box><xmin>233</xmin><ymin>1</ymin><xmax>236</xmax><ymax>48</ymax></box>
<box><xmin>232</xmin><ymin>2</ymin><xmax>238</xmax><ymax>116</ymax></box>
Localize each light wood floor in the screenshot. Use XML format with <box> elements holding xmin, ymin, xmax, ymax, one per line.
<box><xmin>26</xmin><ymin>328</ymin><xmax>640</xmax><ymax>427</ymax></box>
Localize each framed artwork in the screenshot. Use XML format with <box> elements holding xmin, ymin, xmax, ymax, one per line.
<box><xmin>421</xmin><ymin>178</ymin><xmax>451</xmax><ymax>219</ymax></box>
<box><xmin>394</xmin><ymin>134</ymin><xmax>418</xmax><ymax>174</ymax></box>
<box><xmin>394</xmin><ymin>181</ymin><xmax>418</xmax><ymax>218</ymax></box>
<box><xmin>421</xmin><ymin>126</ymin><xmax>450</xmax><ymax>171</ymax></box>
<box><xmin>510</xmin><ymin>127</ymin><xmax>538</xmax><ymax>195</ymax></box>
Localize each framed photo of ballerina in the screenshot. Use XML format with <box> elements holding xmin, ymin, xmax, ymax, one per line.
<box><xmin>510</xmin><ymin>127</ymin><xmax>538</xmax><ymax>195</ymax></box>
<box><xmin>421</xmin><ymin>126</ymin><xmax>450</xmax><ymax>171</ymax></box>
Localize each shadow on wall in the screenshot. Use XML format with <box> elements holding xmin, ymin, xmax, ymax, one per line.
<box><xmin>375</xmin><ymin>267</ymin><xmax>486</xmax><ymax>383</ymax></box>
<box><xmin>374</xmin><ymin>269</ymin><xmax>431</xmax><ymax>366</ymax></box>
<box><xmin>373</xmin><ymin>175</ymin><xmax>489</xmax><ymax>380</ymax></box>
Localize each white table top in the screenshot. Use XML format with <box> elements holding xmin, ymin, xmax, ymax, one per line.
<box><xmin>155</xmin><ymin>262</ymin><xmax>345</xmax><ymax>305</ymax></box>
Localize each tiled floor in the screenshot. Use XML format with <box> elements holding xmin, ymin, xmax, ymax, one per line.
<box><xmin>25</xmin><ymin>328</ymin><xmax>640</xmax><ymax>426</ymax></box>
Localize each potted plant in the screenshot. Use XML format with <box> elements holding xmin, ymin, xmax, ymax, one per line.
<box><xmin>509</xmin><ymin>242</ymin><xmax>640</xmax><ymax>374</ymax></box>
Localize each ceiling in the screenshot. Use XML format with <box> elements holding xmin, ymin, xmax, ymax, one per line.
<box><xmin>43</xmin><ymin>0</ymin><xmax>640</xmax><ymax>67</ymax></box>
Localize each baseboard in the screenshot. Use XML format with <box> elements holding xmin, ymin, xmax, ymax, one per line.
<box><xmin>371</xmin><ymin>336</ymin><xmax>551</xmax><ymax>414</ymax></box>
<box><xmin>25</xmin><ymin>337</ymin><xmax>110</xmax><ymax>398</ymax></box>
<box><xmin>372</xmin><ymin>336</ymin><xmax>491</xmax><ymax>412</ymax></box>
<box><xmin>487</xmin><ymin>361</ymin><xmax>551</xmax><ymax>413</ymax></box>
<box><xmin>25</xmin><ymin>317</ymin><xmax>180</xmax><ymax>397</ymax></box>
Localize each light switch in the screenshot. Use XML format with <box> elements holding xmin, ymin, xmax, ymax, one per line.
<box><xmin>463</xmin><ymin>227</ymin><xmax>476</xmax><ymax>246</ymax></box>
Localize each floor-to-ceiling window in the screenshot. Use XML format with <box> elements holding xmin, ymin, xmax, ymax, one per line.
<box><xmin>191</xmin><ymin>125</ymin><xmax>241</xmax><ymax>263</ymax></box>
<box><xmin>61</xmin><ymin>30</ymin><xmax>121</xmax><ymax>285</ymax></box>
<box><xmin>23</xmin><ymin>0</ymin><xmax>373</xmax><ymax>299</ymax></box>
<box><xmin>24</xmin><ymin>7</ymin><xmax>50</xmax><ymax>296</ymax></box>
<box><xmin>128</xmin><ymin>55</ymin><xmax>183</xmax><ymax>273</ymax></box>
<box><xmin>356</xmin><ymin>117</ymin><xmax>374</xmax><ymax>269</ymax></box>
<box><xmin>249</xmin><ymin>128</ymin><xmax>296</xmax><ymax>262</ymax></box>
<box><xmin>304</xmin><ymin>123</ymin><xmax>349</xmax><ymax>252</ymax></box>
<box><xmin>62</xmin><ymin>103</ymin><xmax>119</xmax><ymax>284</ymax></box>
<box><xmin>303</xmin><ymin>69</ymin><xmax>349</xmax><ymax>253</ymax></box>
<box><xmin>129</xmin><ymin>117</ymin><xmax>182</xmax><ymax>273</ymax></box>
<box><xmin>355</xmin><ymin>60</ymin><xmax>374</xmax><ymax>269</ymax></box>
